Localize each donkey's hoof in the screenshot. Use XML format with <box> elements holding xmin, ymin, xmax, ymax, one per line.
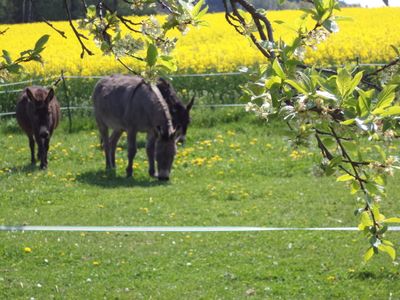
<box><xmin>126</xmin><ymin>168</ymin><xmax>133</xmax><ymax>178</ymax></box>
<box><xmin>40</xmin><ymin>165</ymin><xmax>47</xmax><ymax>170</ymax></box>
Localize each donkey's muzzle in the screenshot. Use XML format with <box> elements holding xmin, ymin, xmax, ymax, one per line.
<box><xmin>39</xmin><ymin>129</ymin><xmax>50</xmax><ymax>139</ymax></box>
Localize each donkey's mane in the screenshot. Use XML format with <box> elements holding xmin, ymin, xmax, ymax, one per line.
<box><xmin>149</xmin><ymin>83</ymin><xmax>174</xmax><ymax>136</ymax></box>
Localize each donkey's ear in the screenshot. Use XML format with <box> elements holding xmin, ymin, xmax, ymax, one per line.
<box><xmin>186</xmin><ymin>96</ymin><xmax>195</xmax><ymax>112</ymax></box>
<box><xmin>26</xmin><ymin>88</ymin><xmax>35</xmax><ymax>102</ymax></box>
<box><xmin>45</xmin><ymin>88</ymin><xmax>54</xmax><ymax>104</ymax></box>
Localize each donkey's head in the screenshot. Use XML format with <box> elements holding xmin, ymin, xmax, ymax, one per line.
<box><xmin>154</xmin><ymin>126</ymin><xmax>178</xmax><ymax>181</ymax></box>
<box><xmin>157</xmin><ymin>78</ymin><xmax>195</xmax><ymax>144</ymax></box>
<box><xmin>26</xmin><ymin>87</ymin><xmax>55</xmax><ymax>139</ymax></box>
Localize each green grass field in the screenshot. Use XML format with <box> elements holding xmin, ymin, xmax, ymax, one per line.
<box><xmin>1</xmin><ymin>108</ymin><xmax>400</xmax><ymax>299</ymax></box>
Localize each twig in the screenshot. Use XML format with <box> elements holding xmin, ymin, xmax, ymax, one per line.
<box><xmin>116</xmin><ymin>58</ymin><xmax>139</xmax><ymax>75</ymax></box>
<box><xmin>330</xmin><ymin>126</ymin><xmax>379</xmax><ymax>229</ymax></box>
<box><xmin>228</xmin><ymin>0</ymin><xmax>272</xmax><ymax>59</ymax></box>
<box><xmin>101</xmin><ymin>2</ymin><xmax>142</xmax><ymax>33</ymax></box>
<box><xmin>0</xmin><ymin>27</ymin><xmax>9</xmax><ymax>35</ymax></box>
<box><xmin>364</xmin><ymin>57</ymin><xmax>400</xmax><ymax>79</ymax></box>
<box><xmin>157</xmin><ymin>0</ymin><xmax>175</xmax><ymax>14</ymax></box>
<box><xmin>64</xmin><ymin>0</ymin><xmax>94</xmax><ymax>58</ymax></box>
<box><xmin>42</xmin><ymin>18</ymin><xmax>67</xmax><ymax>39</ymax></box>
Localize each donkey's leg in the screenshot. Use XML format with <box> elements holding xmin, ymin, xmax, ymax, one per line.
<box><xmin>146</xmin><ymin>133</ymin><xmax>156</xmax><ymax>177</ymax></box>
<box><xmin>35</xmin><ymin>134</ymin><xmax>46</xmax><ymax>170</ymax></box>
<box><xmin>28</xmin><ymin>135</ymin><xmax>35</xmax><ymax>165</ymax></box>
<box><xmin>110</xmin><ymin>129</ymin><xmax>123</xmax><ymax>169</ymax></box>
<box><xmin>96</xmin><ymin>121</ymin><xmax>111</xmax><ymax>170</ymax></box>
<box><xmin>126</xmin><ymin>130</ymin><xmax>137</xmax><ymax>178</ymax></box>
<box><xmin>40</xmin><ymin>138</ymin><xmax>50</xmax><ymax>169</ymax></box>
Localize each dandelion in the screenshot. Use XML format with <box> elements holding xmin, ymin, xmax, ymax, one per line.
<box><xmin>24</xmin><ymin>247</ymin><xmax>32</xmax><ymax>253</ymax></box>
<box><xmin>92</xmin><ymin>261</ymin><xmax>100</xmax><ymax>266</ymax></box>
<box><xmin>199</xmin><ymin>140</ymin><xmax>212</xmax><ymax>146</ymax></box>
<box><xmin>326</xmin><ymin>275</ymin><xmax>336</xmax><ymax>281</ymax></box>
<box><xmin>191</xmin><ymin>157</ymin><xmax>207</xmax><ymax>166</ymax></box>
<box><xmin>140</xmin><ymin>207</ymin><xmax>149</xmax><ymax>213</ymax></box>
<box><xmin>289</xmin><ymin>150</ymin><xmax>301</xmax><ymax>160</ymax></box>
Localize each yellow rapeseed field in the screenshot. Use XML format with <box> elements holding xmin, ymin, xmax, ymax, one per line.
<box><xmin>1</xmin><ymin>8</ymin><xmax>399</xmax><ymax>76</ymax></box>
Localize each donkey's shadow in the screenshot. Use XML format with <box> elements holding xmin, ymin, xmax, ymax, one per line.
<box><xmin>76</xmin><ymin>169</ymin><xmax>167</xmax><ymax>188</ymax></box>
<box><xmin>0</xmin><ymin>163</ymin><xmax>39</xmax><ymax>174</ymax></box>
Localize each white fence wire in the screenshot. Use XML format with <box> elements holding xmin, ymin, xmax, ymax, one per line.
<box><xmin>0</xmin><ymin>64</ymin><xmax>388</xmax><ymax>117</ymax></box>
<box><xmin>1</xmin><ymin>225</ymin><xmax>400</xmax><ymax>232</ymax></box>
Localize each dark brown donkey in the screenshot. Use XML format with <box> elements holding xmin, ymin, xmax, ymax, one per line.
<box><xmin>16</xmin><ymin>86</ymin><xmax>61</xmax><ymax>169</ymax></box>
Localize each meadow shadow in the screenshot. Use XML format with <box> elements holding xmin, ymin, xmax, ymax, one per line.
<box><xmin>76</xmin><ymin>169</ymin><xmax>168</xmax><ymax>188</ymax></box>
<box><xmin>1</xmin><ymin>163</ymin><xmax>40</xmax><ymax>174</ymax></box>
<box><xmin>349</xmin><ymin>270</ymin><xmax>400</xmax><ymax>280</ymax></box>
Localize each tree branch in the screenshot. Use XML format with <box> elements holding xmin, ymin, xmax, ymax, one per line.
<box><xmin>364</xmin><ymin>57</ymin><xmax>400</xmax><ymax>79</ymax></box>
<box><xmin>0</xmin><ymin>27</ymin><xmax>9</xmax><ymax>35</ymax></box>
<box><xmin>64</xmin><ymin>0</ymin><xmax>94</xmax><ymax>58</ymax></box>
<box><xmin>42</xmin><ymin>18</ymin><xmax>67</xmax><ymax>39</ymax></box>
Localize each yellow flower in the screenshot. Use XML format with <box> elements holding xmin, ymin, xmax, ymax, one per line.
<box><xmin>326</xmin><ymin>275</ymin><xmax>336</xmax><ymax>281</ymax></box>
<box><xmin>92</xmin><ymin>261</ymin><xmax>100</xmax><ymax>266</ymax></box>
<box><xmin>24</xmin><ymin>247</ymin><xmax>32</xmax><ymax>253</ymax></box>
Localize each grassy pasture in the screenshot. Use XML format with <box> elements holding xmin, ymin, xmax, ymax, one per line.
<box><xmin>1</xmin><ymin>108</ymin><xmax>400</xmax><ymax>299</ymax></box>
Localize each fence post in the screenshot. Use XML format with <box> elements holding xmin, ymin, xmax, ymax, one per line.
<box><xmin>61</xmin><ymin>71</ymin><xmax>72</xmax><ymax>133</ymax></box>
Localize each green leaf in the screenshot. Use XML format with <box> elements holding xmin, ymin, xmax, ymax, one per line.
<box><xmin>2</xmin><ymin>50</ymin><xmax>12</xmax><ymax>64</ymax></box>
<box><xmin>272</xmin><ymin>59</ymin><xmax>286</xmax><ymax>79</ymax></box>
<box><xmin>363</xmin><ymin>247</ymin><xmax>374</xmax><ymax>262</ymax></box>
<box><xmin>374</xmin><ymin>175</ymin><xmax>386</xmax><ymax>186</ymax></box>
<box><xmin>357</xmin><ymin>89</ymin><xmax>371</xmax><ymax>117</ymax></box>
<box><xmin>285</xmin><ymin>79</ymin><xmax>307</xmax><ymax>94</ymax></box>
<box><xmin>86</xmin><ymin>5</ymin><xmax>97</xmax><ymax>19</ymax></box>
<box><xmin>349</xmin><ymin>71</ymin><xmax>363</xmax><ymax>95</ymax></box>
<box><xmin>341</xmin><ymin>119</ymin><xmax>355</xmax><ymax>125</ymax></box>
<box><xmin>359</xmin><ymin>211</ymin><xmax>373</xmax><ymax>230</ymax></box>
<box><xmin>382</xmin><ymin>217</ymin><xmax>400</xmax><ymax>223</ymax></box>
<box><xmin>265</xmin><ymin>76</ymin><xmax>282</xmax><ymax>89</ymax></box>
<box><xmin>157</xmin><ymin>55</ymin><xmax>177</xmax><ymax>72</ymax></box>
<box><xmin>192</xmin><ymin>0</ymin><xmax>205</xmax><ymax>17</ymax></box>
<box><xmin>390</xmin><ymin>45</ymin><xmax>400</xmax><ymax>56</ymax></box>
<box><xmin>378</xmin><ymin>244</ymin><xmax>396</xmax><ymax>260</ymax></box>
<box><xmin>329</xmin><ymin>156</ymin><xmax>342</xmax><ymax>167</ymax></box>
<box><xmin>378</xmin><ymin>106</ymin><xmax>400</xmax><ymax>117</ymax></box>
<box><xmin>373</xmin><ymin>85</ymin><xmax>397</xmax><ymax>112</ymax></box>
<box><xmin>34</xmin><ymin>34</ymin><xmax>50</xmax><ymax>52</ymax></box>
<box><xmin>146</xmin><ymin>43</ymin><xmax>158</xmax><ymax>67</ymax></box>
<box><xmin>336</xmin><ymin>68</ymin><xmax>352</xmax><ymax>98</ymax></box>
<box><xmin>382</xmin><ymin>239</ymin><xmax>394</xmax><ymax>247</ymax></box>
<box><xmin>365</xmin><ymin>182</ymin><xmax>380</xmax><ymax>196</ymax></box>
<box><xmin>6</xmin><ymin>63</ymin><xmax>22</xmax><ymax>73</ymax></box>
<box><xmin>350</xmin><ymin>181</ymin><xmax>360</xmax><ymax>195</ymax></box>
<box><xmin>336</xmin><ymin>174</ymin><xmax>353</xmax><ymax>182</ymax></box>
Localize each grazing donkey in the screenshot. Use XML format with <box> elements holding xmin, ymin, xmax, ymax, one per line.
<box><xmin>156</xmin><ymin>77</ymin><xmax>194</xmax><ymax>144</ymax></box>
<box><xmin>92</xmin><ymin>74</ymin><xmax>177</xmax><ymax>181</ymax></box>
<box><xmin>107</xmin><ymin>76</ymin><xmax>194</xmax><ymax>151</ymax></box>
<box><xmin>16</xmin><ymin>86</ymin><xmax>61</xmax><ymax>169</ymax></box>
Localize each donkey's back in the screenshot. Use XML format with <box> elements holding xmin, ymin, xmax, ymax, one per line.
<box><xmin>93</xmin><ymin>74</ymin><xmax>170</xmax><ymax>132</ymax></box>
